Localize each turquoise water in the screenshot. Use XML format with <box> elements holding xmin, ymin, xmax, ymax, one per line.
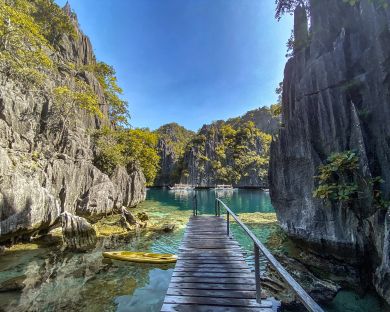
<box><xmin>147</xmin><ymin>188</ymin><xmax>274</xmax><ymax>214</ymax></box>
<box><xmin>0</xmin><ymin>189</ymin><xmax>389</xmax><ymax>312</ymax></box>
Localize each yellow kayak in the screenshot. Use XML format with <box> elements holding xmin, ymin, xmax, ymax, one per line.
<box><xmin>102</xmin><ymin>251</ymin><xmax>177</xmax><ymax>264</ymax></box>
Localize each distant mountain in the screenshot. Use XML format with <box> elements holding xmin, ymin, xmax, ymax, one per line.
<box><xmin>154</xmin><ymin>123</ymin><xmax>195</xmax><ymax>186</ymax></box>
<box><xmin>226</xmin><ymin>106</ymin><xmax>280</xmax><ymax>134</ymax></box>
<box><xmin>154</xmin><ymin>106</ymin><xmax>279</xmax><ymax>187</ymax></box>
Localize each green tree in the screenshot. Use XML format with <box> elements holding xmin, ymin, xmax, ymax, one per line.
<box><xmin>0</xmin><ymin>1</ymin><xmax>53</xmax><ymax>87</ymax></box>
<box><xmin>94</xmin><ymin>127</ymin><xmax>160</xmax><ymax>185</ymax></box>
<box><xmin>88</xmin><ymin>61</ymin><xmax>129</xmax><ymax>126</ymax></box>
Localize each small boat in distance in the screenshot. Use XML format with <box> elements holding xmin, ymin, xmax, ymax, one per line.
<box><xmin>214</xmin><ymin>184</ymin><xmax>234</xmax><ymax>190</ymax></box>
<box><xmin>168</xmin><ymin>183</ymin><xmax>195</xmax><ymax>191</ymax></box>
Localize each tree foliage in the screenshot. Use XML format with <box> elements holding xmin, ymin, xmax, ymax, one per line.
<box><xmin>0</xmin><ymin>1</ymin><xmax>53</xmax><ymax>86</ymax></box>
<box><xmin>313</xmin><ymin>151</ymin><xmax>389</xmax><ymax>209</ymax></box>
<box><xmin>0</xmin><ymin>0</ymin><xmax>78</xmax><ymax>87</ymax></box>
<box><xmin>85</xmin><ymin>61</ymin><xmax>129</xmax><ymax>126</ymax></box>
<box><xmin>187</xmin><ymin>121</ymin><xmax>272</xmax><ymax>185</ymax></box>
<box><xmin>94</xmin><ymin>127</ymin><xmax>160</xmax><ymax>185</ymax></box>
<box><xmin>275</xmin><ymin>0</ymin><xmax>309</xmax><ymax>21</ymax></box>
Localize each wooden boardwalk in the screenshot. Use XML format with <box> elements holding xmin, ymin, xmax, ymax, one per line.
<box><xmin>161</xmin><ymin>216</ymin><xmax>275</xmax><ymax>312</ymax></box>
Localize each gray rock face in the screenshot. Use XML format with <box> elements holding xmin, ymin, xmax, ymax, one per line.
<box><xmin>61</xmin><ymin>212</ymin><xmax>96</xmax><ymax>251</ymax></box>
<box><xmin>0</xmin><ymin>5</ymin><xmax>146</xmax><ymax>243</ymax></box>
<box><xmin>155</xmin><ymin>138</ymin><xmax>178</xmax><ymax>186</ymax></box>
<box><xmin>154</xmin><ymin>123</ymin><xmax>195</xmax><ymax>186</ymax></box>
<box><xmin>269</xmin><ymin>0</ymin><xmax>390</xmax><ymax>303</ymax></box>
<box><xmin>182</xmin><ymin>121</ymin><xmax>270</xmax><ymax>188</ymax></box>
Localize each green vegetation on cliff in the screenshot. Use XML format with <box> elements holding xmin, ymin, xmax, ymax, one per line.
<box><xmin>0</xmin><ymin>0</ymin><xmax>159</xmax><ymax>187</ymax></box>
<box><xmin>156</xmin><ymin>123</ymin><xmax>195</xmax><ymax>158</ymax></box>
<box><xmin>313</xmin><ymin>151</ymin><xmax>389</xmax><ymax>209</ymax></box>
<box><xmin>154</xmin><ymin>107</ymin><xmax>276</xmax><ymax>186</ymax></box>
<box><xmin>185</xmin><ymin>120</ymin><xmax>272</xmax><ymax>185</ymax></box>
<box><xmin>154</xmin><ymin>123</ymin><xmax>195</xmax><ymax>185</ymax></box>
<box><xmin>94</xmin><ymin>127</ymin><xmax>160</xmax><ymax>185</ymax></box>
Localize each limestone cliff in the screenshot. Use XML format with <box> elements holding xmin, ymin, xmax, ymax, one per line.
<box><xmin>269</xmin><ymin>0</ymin><xmax>390</xmax><ymax>302</ymax></box>
<box><xmin>154</xmin><ymin>123</ymin><xmax>195</xmax><ymax>186</ymax></box>
<box><xmin>181</xmin><ymin>107</ymin><xmax>276</xmax><ymax>187</ymax></box>
<box><xmin>0</xmin><ymin>3</ymin><xmax>146</xmax><ymax>244</ymax></box>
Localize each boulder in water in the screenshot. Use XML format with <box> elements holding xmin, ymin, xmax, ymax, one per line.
<box><xmin>60</xmin><ymin>212</ymin><xmax>97</xmax><ymax>251</ymax></box>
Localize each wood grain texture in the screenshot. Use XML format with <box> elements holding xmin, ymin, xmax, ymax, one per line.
<box><xmin>160</xmin><ymin>215</ymin><xmax>274</xmax><ymax>312</ymax></box>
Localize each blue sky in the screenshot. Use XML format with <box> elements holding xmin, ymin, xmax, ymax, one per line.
<box><xmin>56</xmin><ymin>0</ymin><xmax>293</xmax><ymax>131</ymax></box>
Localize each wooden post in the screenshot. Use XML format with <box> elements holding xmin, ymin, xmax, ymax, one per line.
<box><xmin>227</xmin><ymin>211</ymin><xmax>230</xmax><ymax>236</ymax></box>
<box><xmin>254</xmin><ymin>243</ymin><xmax>261</xmax><ymax>304</ymax></box>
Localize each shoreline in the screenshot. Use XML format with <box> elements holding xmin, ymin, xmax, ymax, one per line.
<box><xmin>148</xmin><ymin>185</ymin><xmax>269</xmax><ymax>190</ymax></box>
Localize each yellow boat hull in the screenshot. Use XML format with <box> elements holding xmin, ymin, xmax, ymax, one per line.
<box><xmin>102</xmin><ymin>251</ymin><xmax>177</xmax><ymax>264</ymax></box>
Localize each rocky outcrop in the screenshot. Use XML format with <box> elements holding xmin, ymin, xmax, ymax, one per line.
<box><xmin>182</xmin><ymin>118</ymin><xmax>272</xmax><ymax>188</ymax></box>
<box><xmin>154</xmin><ymin>123</ymin><xmax>194</xmax><ymax>186</ymax></box>
<box><xmin>61</xmin><ymin>212</ymin><xmax>96</xmax><ymax>251</ymax></box>
<box><xmin>269</xmin><ymin>0</ymin><xmax>390</xmax><ymax>303</ymax></box>
<box><xmin>0</xmin><ymin>4</ymin><xmax>146</xmax><ymax>244</ymax></box>
<box><xmin>263</xmin><ymin>254</ymin><xmax>340</xmax><ymax>309</ymax></box>
<box><xmin>226</xmin><ymin>107</ymin><xmax>280</xmax><ymax>135</ymax></box>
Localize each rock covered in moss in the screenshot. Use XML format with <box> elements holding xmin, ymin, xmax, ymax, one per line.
<box><xmin>136</xmin><ymin>212</ymin><xmax>149</xmax><ymax>222</ymax></box>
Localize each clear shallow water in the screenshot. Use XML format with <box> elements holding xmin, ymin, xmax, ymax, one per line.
<box><xmin>0</xmin><ymin>189</ymin><xmax>389</xmax><ymax>312</ymax></box>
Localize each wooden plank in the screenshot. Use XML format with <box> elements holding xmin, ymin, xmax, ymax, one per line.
<box><xmin>168</xmin><ymin>282</ymin><xmax>256</xmax><ymax>291</ymax></box>
<box><xmin>161</xmin><ymin>215</ymin><xmax>273</xmax><ymax>312</ymax></box>
<box><xmin>173</xmin><ymin>267</ymin><xmax>251</xmax><ymax>274</ymax></box>
<box><xmin>175</xmin><ymin>263</ymin><xmax>249</xmax><ymax>269</ymax></box>
<box><xmin>161</xmin><ymin>304</ymin><xmax>274</xmax><ymax>312</ymax></box>
<box><xmin>178</xmin><ymin>250</ymin><xmax>243</xmax><ymax>254</ymax></box>
<box><xmin>163</xmin><ymin>296</ymin><xmax>272</xmax><ymax>308</ymax></box>
<box><xmin>172</xmin><ymin>272</ymin><xmax>253</xmax><ymax>278</ymax></box>
<box><xmin>176</xmin><ymin>260</ymin><xmax>246</xmax><ymax>265</ymax></box>
<box><xmin>166</xmin><ymin>288</ymin><xmax>256</xmax><ymax>299</ymax></box>
<box><xmin>170</xmin><ymin>276</ymin><xmax>256</xmax><ymax>285</ymax></box>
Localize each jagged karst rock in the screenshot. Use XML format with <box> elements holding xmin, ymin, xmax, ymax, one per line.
<box><xmin>182</xmin><ymin>122</ymin><xmax>269</xmax><ymax>187</ymax></box>
<box><xmin>159</xmin><ymin>223</ymin><xmax>175</xmax><ymax>233</ymax></box>
<box><xmin>110</xmin><ymin>166</ymin><xmax>146</xmax><ymax>209</ymax></box>
<box><xmin>269</xmin><ymin>0</ymin><xmax>390</xmax><ymax>303</ymax></box>
<box><xmin>137</xmin><ymin>212</ymin><xmax>149</xmax><ymax>222</ymax></box>
<box><xmin>0</xmin><ymin>3</ymin><xmax>146</xmax><ymax>244</ymax></box>
<box><xmin>0</xmin><ymin>275</ymin><xmax>26</xmax><ymax>293</ymax></box>
<box><xmin>61</xmin><ymin>212</ymin><xmax>96</xmax><ymax>251</ymax></box>
<box><xmin>154</xmin><ymin>123</ymin><xmax>195</xmax><ymax>186</ymax></box>
<box><xmin>262</xmin><ymin>254</ymin><xmax>340</xmax><ymax>309</ymax></box>
<box><xmin>119</xmin><ymin>207</ymin><xmax>146</xmax><ymax>230</ymax></box>
<box><xmin>155</xmin><ymin>108</ymin><xmax>278</xmax><ymax>187</ymax></box>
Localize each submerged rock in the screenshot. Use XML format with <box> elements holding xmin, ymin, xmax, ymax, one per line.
<box><xmin>61</xmin><ymin>212</ymin><xmax>96</xmax><ymax>251</ymax></box>
<box><xmin>0</xmin><ymin>275</ymin><xmax>26</xmax><ymax>293</ymax></box>
<box><xmin>137</xmin><ymin>212</ymin><xmax>149</xmax><ymax>222</ymax></box>
<box><xmin>159</xmin><ymin>223</ymin><xmax>175</xmax><ymax>233</ymax></box>
<box><xmin>263</xmin><ymin>254</ymin><xmax>340</xmax><ymax>309</ymax></box>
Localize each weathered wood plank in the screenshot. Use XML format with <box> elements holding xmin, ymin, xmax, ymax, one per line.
<box><xmin>163</xmin><ymin>295</ymin><xmax>272</xmax><ymax>307</ymax></box>
<box><xmin>161</xmin><ymin>304</ymin><xmax>274</xmax><ymax>312</ymax></box>
<box><xmin>170</xmin><ymin>276</ymin><xmax>256</xmax><ymax>284</ymax></box>
<box><xmin>166</xmin><ymin>288</ymin><xmax>256</xmax><ymax>299</ymax></box>
<box><xmin>175</xmin><ymin>267</ymin><xmax>251</xmax><ymax>274</ymax></box>
<box><xmin>175</xmin><ymin>263</ymin><xmax>249</xmax><ymax>269</ymax></box>
<box><xmin>172</xmin><ymin>272</ymin><xmax>254</xmax><ymax>278</ymax></box>
<box><xmin>168</xmin><ymin>282</ymin><xmax>256</xmax><ymax>291</ymax></box>
<box><xmin>161</xmin><ymin>215</ymin><xmax>272</xmax><ymax>312</ymax></box>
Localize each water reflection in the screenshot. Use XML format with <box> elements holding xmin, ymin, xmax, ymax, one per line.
<box><xmin>148</xmin><ymin>188</ymin><xmax>274</xmax><ymax>214</ymax></box>
<box><xmin>115</xmin><ymin>268</ymin><xmax>173</xmax><ymax>312</ymax></box>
